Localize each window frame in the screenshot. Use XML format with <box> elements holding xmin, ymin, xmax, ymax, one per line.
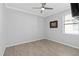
<box><xmin>63</xmin><ymin>13</ymin><xmax>79</xmax><ymax>35</ymax></box>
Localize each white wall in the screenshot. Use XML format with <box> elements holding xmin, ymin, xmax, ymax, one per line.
<box><xmin>1</xmin><ymin>3</ymin><xmax>79</xmax><ymax>56</ymax></box>
<box><xmin>0</xmin><ymin>4</ymin><xmax>45</xmax><ymax>55</ymax></box>
<box><xmin>5</xmin><ymin>5</ymin><xmax>79</xmax><ymax>49</ymax></box>
<box><xmin>5</xmin><ymin>7</ymin><xmax>45</xmax><ymax>47</ymax></box>
<box><xmin>46</xmin><ymin>9</ymin><xmax>79</xmax><ymax>49</ymax></box>
<box><xmin>0</xmin><ymin>4</ymin><xmax>7</xmax><ymax>56</ymax></box>
<box><xmin>1</xmin><ymin>3</ymin><xmax>79</xmax><ymax>55</ymax></box>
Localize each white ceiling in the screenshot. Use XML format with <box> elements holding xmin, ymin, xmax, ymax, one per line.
<box><xmin>5</xmin><ymin>3</ymin><xmax>71</xmax><ymax>17</ymax></box>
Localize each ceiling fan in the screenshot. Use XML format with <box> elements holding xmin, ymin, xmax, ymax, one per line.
<box><xmin>33</xmin><ymin>3</ymin><xmax>53</xmax><ymax>13</ymax></box>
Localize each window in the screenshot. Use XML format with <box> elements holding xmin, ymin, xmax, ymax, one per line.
<box><xmin>64</xmin><ymin>14</ymin><xmax>79</xmax><ymax>34</ymax></box>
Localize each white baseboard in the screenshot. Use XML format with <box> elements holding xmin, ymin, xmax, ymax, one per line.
<box><xmin>5</xmin><ymin>38</ymin><xmax>79</xmax><ymax>54</ymax></box>
<box><xmin>6</xmin><ymin>38</ymin><xmax>43</xmax><ymax>48</ymax></box>
<box><xmin>2</xmin><ymin>47</ymin><xmax>6</xmax><ymax>56</ymax></box>
<box><xmin>48</xmin><ymin>39</ymin><xmax>79</xmax><ymax>49</ymax></box>
<box><xmin>0</xmin><ymin>45</ymin><xmax>6</xmax><ymax>56</ymax></box>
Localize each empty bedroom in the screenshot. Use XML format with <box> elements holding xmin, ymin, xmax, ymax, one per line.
<box><xmin>0</xmin><ymin>3</ymin><xmax>79</xmax><ymax>56</ymax></box>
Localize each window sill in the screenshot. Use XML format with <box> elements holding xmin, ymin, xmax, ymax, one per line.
<box><xmin>64</xmin><ymin>32</ymin><xmax>79</xmax><ymax>35</ymax></box>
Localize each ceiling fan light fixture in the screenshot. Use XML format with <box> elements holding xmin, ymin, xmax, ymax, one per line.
<box><xmin>41</xmin><ymin>8</ymin><xmax>45</xmax><ymax>11</ymax></box>
<box><xmin>33</xmin><ymin>3</ymin><xmax>53</xmax><ymax>13</ymax></box>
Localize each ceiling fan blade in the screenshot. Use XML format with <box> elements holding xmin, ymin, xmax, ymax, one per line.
<box><xmin>45</xmin><ymin>7</ymin><xmax>53</xmax><ymax>10</ymax></box>
<box><xmin>32</xmin><ymin>7</ymin><xmax>41</xmax><ymax>9</ymax></box>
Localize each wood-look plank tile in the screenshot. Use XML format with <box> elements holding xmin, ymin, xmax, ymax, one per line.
<box><xmin>3</xmin><ymin>39</ymin><xmax>79</xmax><ymax>56</ymax></box>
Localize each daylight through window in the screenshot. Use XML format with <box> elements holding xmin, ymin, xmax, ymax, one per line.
<box><xmin>64</xmin><ymin>14</ymin><xmax>79</xmax><ymax>34</ymax></box>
